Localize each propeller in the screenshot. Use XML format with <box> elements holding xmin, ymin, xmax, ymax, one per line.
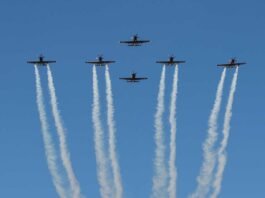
<box><xmin>132</xmin><ymin>34</ymin><xmax>138</xmax><ymax>40</ymax></box>
<box><xmin>132</xmin><ymin>70</ymin><xmax>136</xmax><ymax>75</ymax></box>
<box><xmin>97</xmin><ymin>54</ymin><xmax>104</xmax><ymax>60</ymax></box>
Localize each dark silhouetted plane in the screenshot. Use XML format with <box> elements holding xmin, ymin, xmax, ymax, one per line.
<box><xmin>120</xmin><ymin>73</ymin><xmax>148</xmax><ymax>82</ymax></box>
<box><xmin>27</xmin><ymin>55</ymin><xmax>56</xmax><ymax>66</ymax></box>
<box><xmin>156</xmin><ymin>55</ymin><xmax>185</xmax><ymax>65</ymax></box>
<box><xmin>85</xmin><ymin>55</ymin><xmax>116</xmax><ymax>66</ymax></box>
<box><xmin>217</xmin><ymin>58</ymin><xmax>246</xmax><ymax>68</ymax></box>
<box><xmin>120</xmin><ymin>34</ymin><xmax>150</xmax><ymax>46</ymax></box>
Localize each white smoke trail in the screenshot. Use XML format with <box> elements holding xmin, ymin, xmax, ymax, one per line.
<box><xmin>210</xmin><ymin>67</ymin><xmax>239</xmax><ymax>198</ymax></box>
<box><xmin>152</xmin><ymin>65</ymin><xmax>168</xmax><ymax>198</ymax></box>
<box><xmin>47</xmin><ymin>65</ymin><xmax>81</xmax><ymax>198</ymax></box>
<box><xmin>190</xmin><ymin>68</ymin><xmax>227</xmax><ymax>198</ymax></box>
<box><xmin>92</xmin><ymin>65</ymin><xmax>112</xmax><ymax>198</ymax></box>
<box><xmin>168</xmin><ymin>65</ymin><xmax>179</xmax><ymax>198</ymax></box>
<box><xmin>105</xmin><ymin>65</ymin><xmax>123</xmax><ymax>198</ymax></box>
<box><xmin>34</xmin><ymin>65</ymin><xmax>67</xmax><ymax>198</ymax></box>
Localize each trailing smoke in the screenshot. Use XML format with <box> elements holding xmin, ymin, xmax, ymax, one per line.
<box><xmin>168</xmin><ymin>65</ymin><xmax>179</xmax><ymax>198</ymax></box>
<box><xmin>105</xmin><ymin>65</ymin><xmax>123</xmax><ymax>198</ymax></box>
<box><xmin>35</xmin><ymin>65</ymin><xmax>67</xmax><ymax>198</ymax></box>
<box><xmin>152</xmin><ymin>65</ymin><xmax>168</xmax><ymax>198</ymax></box>
<box><xmin>47</xmin><ymin>65</ymin><xmax>81</xmax><ymax>198</ymax></box>
<box><xmin>190</xmin><ymin>68</ymin><xmax>227</xmax><ymax>198</ymax></box>
<box><xmin>211</xmin><ymin>67</ymin><xmax>239</xmax><ymax>198</ymax></box>
<box><xmin>92</xmin><ymin>65</ymin><xmax>112</xmax><ymax>198</ymax></box>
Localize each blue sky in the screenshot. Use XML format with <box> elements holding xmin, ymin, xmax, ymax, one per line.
<box><xmin>0</xmin><ymin>0</ymin><xmax>264</xmax><ymax>197</ymax></box>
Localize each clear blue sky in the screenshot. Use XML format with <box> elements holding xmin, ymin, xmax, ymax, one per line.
<box><xmin>0</xmin><ymin>0</ymin><xmax>264</xmax><ymax>197</ymax></box>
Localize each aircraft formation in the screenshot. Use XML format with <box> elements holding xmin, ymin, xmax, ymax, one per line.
<box><xmin>27</xmin><ymin>34</ymin><xmax>246</xmax><ymax>198</ymax></box>
<box><xmin>28</xmin><ymin>34</ymin><xmax>246</xmax><ymax>82</ymax></box>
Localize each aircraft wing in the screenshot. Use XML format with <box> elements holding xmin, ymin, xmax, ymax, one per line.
<box><xmin>217</xmin><ymin>63</ymin><xmax>232</xmax><ymax>67</ymax></box>
<box><xmin>119</xmin><ymin>77</ymin><xmax>132</xmax><ymax>80</ymax></box>
<box><xmin>174</xmin><ymin>61</ymin><xmax>186</xmax><ymax>64</ymax></box>
<box><xmin>157</xmin><ymin>61</ymin><xmax>185</xmax><ymax>64</ymax></box>
<box><xmin>120</xmin><ymin>40</ymin><xmax>149</xmax><ymax>45</ymax></box>
<box><xmin>86</xmin><ymin>61</ymin><xmax>115</xmax><ymax>65</ymax></box>
<box><xmin>137</xmin><ymin>40</ymin><xmax>150</xmax><ymax>43</ymax></box>
<box><xmin>156</xmin><ymin>61</ymin><xmax>170</xmax><ymax>64</ymax></box>
<box><xmin>120</xmin><ymin>40</ymin><xmax>133</xmax><ymax>44</ymax></box>
<box><xmin>27</xmin><ymin>61</ymin><xmax>40</xmax><ymax>64</ymax></box>
<box><xmin>102</xmin><ymin>61</ymin><xmax>116</xmax><ymax>64</ymax></box>
<box><xmin>40</xmin><ymin>61</ymin><xmax>56</xmax><ymax>64</ymax></box>
<box><xmin>135</xmin><ymin>77</ymin><xmax>148</xmax><ymax>80</ymax></box>
<box><xmin>85</xmin><ymin>61</ymin><xmax>100</xmax><ymax>64</ymax></box>
<box><xmin>237</xmin><ymin>62</ymin><xmax>246</xmax><ymax>65</ymax></box>
<box><xmin>218</xmin><ymin>62</ymin><xmax>246</xmax><ymax>67</ymax></box>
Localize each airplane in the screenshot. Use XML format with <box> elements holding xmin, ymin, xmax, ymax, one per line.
<box><xmin>27</xmin><ymin>55</ymin><xmax>56</xmax><ymax>66</ymax></box>
<box><xmin>217</xmin><ymin>58</ymin><xmax>246</xmax><ymax>68</ymax></box>
<box><xmin>156</xmin><ymin>55</ymin><xmax>186</xmax><ymax>65</ymax></box>
<box><xmin>120</xmin><ymin>34</ymin><xmax>150</xmax><ymax>46</ymax></box>
<box><xmin>85</xmin><ymin>55</ymin><xmax>116</xmax><ymax>66</ymax></box>
<box><xmin>120</xmin><ymin>73</ymin><xmax>148</xmax><ymax>82</ymax></box>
